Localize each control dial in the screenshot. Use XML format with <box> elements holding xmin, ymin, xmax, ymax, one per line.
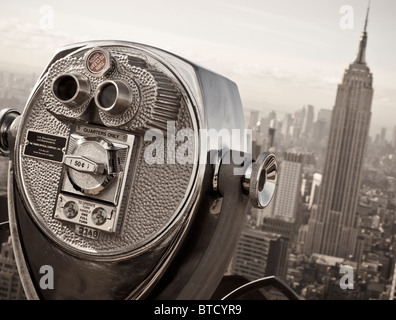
<box><xmin>64</xmin><ymin>137</ymin><xmax>120</xmax><ymax>195</ymax></box>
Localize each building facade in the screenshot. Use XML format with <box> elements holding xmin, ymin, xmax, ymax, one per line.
<box><xmin>272</xmin><ymin>152</ymin><xmax>304</xmax><ymax>222</ymax></box>
<box><xmin>0</xmin><ymin>236</ymin><xmax>25</xmax><ymax>300</ymax></box>
<box><xmin>230</xmin><ymin>226</ymin><xmax>289</xmax><ymax>281</ymax></box>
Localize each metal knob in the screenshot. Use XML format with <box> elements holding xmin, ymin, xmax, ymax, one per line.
<box><xmin>64</xmin><ymin>155</ymin><xmax>106</xmax><ymax>175</ymax></box>
<box><xmin>0</xmin><ymin>108</ymin><xmax>21</xmax><ymax>157</ymax></box>
<box><xmin>243</xmin><ymin>152</ymin><xmax>278</xmax><ymax>209</ymax></box>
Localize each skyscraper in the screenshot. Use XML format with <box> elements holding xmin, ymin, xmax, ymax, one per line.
<box><xmin>259</xmin><ymin>152</ymin><xmax>304</xmax><ymax>240</ymax></box>
<box><xmin>281</xmin><ymin>113</ymin><xmax>292</xmax><ymax>141</ymax></box>
<box><xmin>248</xmin><ymin>110</ymin><xmax>259</xmax><ymax>130</ymax></box>
<box><xmin>379</xmin><ymin>127</ymin><xmax>387</xmax><ymax>146</ymax></box>
<box><xmin>302</xmin><ymin>105</ymin><xmax>315</xmax><ymax>139</ymax></box>
<box><xmin>305</xmin><ymin>6</ymin><xmax>374</xmax><ymax>259</ymax></box>
<box><xmin>392</xmin><ymin>126</ymin><xmax>396</xmax><ymax>149</ymax></box>
<box><xmin>272</xmin><ymin>152</ymin><xmax>304</xmax><ymax>222</ymax></box>
<box><xmin>308</xmin><ymin>173</ymin><xmax>322</xmax><ymax>210</ymax></box>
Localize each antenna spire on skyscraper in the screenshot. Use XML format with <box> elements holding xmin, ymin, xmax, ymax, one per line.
<box><xmin>354</xmin><ymin>2</ymin><xmax>371</xmax><ymax>65</ymax></box>
<box><xmin>364</xmin><ymin>0</ymin><xmax>370</xmax><ymax>32</ymax></box>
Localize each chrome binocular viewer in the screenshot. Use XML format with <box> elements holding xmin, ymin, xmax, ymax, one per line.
<box><xmin>0</xmin><ymin>41</ymin><xmax>277</xmax><ymax>299</ymax></box>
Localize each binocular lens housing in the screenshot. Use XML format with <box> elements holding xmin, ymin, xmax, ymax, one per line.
<box><xmin>95</xmin><ymin>80</ymin><xmax>133</xmax><ymax>116</ymax></box>
<box><xmin>52</xmin><ymin>73</ymin><xmax>90</xmax><ymax>108</ymax></box>
<box><xmin>98</xmin><ymin>83</ymin><xmax>117</xmax><ymax>108</ymax></box>
<box><xmin>54</xmin><ymin>75</ymin><xmax>77</xmax><ymax>101</ymax></box>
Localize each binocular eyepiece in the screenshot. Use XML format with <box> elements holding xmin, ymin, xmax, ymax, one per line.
<box><xmin>95</xmin><ymin>80</ymin><xmax>133</xmax><ymax>116</ymax></box>
<box><xmin>0</xmin><ymin>41</ymin><xmax>277</xmax><ymax>300</ymax></box>
<box><xmin>52</xmin><ymin>73</ymin><xmax>91</xmax><ymax>109</ymax></box>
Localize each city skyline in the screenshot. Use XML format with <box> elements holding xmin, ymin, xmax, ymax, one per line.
<box><xmin>0</xmin><ymin>1</ymin><xmax>395</xmax><ymax>301</ymax></box>
<box><xmin>0</xmin><ymin>1</ymin><xmax>395</xmax><ymax>138</ymax></box>
<box><xmin>235</xmin><ymin>2</ymin><xmax>396</xmax><ymax>299</ymax></box>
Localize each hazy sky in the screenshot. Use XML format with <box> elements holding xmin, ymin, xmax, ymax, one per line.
<box><xmin>0</xmin><ymin>0</ymin><xmax>395</xmax><ymax>137</ymax></box>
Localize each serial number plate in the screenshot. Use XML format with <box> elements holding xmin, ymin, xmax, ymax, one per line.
<box><xmin>75</xmin><ymin>225</ymin><xmax>99</xmax><ymax>240</ymax></box>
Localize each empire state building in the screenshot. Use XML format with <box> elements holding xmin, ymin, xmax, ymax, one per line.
<box><xmin>305</xmin><ymin>6</ymin><xmax>374</xmax><ymax>258</ymax></box>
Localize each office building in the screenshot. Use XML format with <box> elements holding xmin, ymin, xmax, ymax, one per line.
<box><xmin>272</xmin><ymin>152</ymin><xmax>304</xmax><ymax>222</ymax></box>
<box><xmin>230</xmin><ymin>226</ymin><xmax>289</xmax><ymax>281</ymax></box>
<box><xmin>305</xmin><ymin>7</ymin><xmax>374</xmax><ymax>258</ymax></box>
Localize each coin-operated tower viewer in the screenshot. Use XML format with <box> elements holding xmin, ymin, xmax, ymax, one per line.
<box><xmin>0</xmin><ymin>41</ymin><xmax>277</xmax><ymax>299</ymax></box>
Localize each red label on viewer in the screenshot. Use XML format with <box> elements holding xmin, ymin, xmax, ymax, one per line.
<box><xmin>87</xmin><ymin>51</ymin><xmax>107</xmax><ymax>73</ymax></box>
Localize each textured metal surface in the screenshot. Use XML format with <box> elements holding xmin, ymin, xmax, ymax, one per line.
<box><xmin>11</xmin><ymin>181</ymin><xmax>185</xmax><ymax>299</ymax></box>
<box><xmin>16</xmin><ymin>45</ymin><xmax>196</xmax><ymax>256</ymax></box>
<box><xmin>43</xmin><ymin>47</ymin><xmax>181</xmax><ymax>132</ymax></box>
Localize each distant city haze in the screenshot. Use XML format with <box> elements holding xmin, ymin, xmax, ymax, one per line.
<box><xmin>0</xmin><ymin>0</ymin><xmax>395</xmax><ymax>138</ymax></box>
